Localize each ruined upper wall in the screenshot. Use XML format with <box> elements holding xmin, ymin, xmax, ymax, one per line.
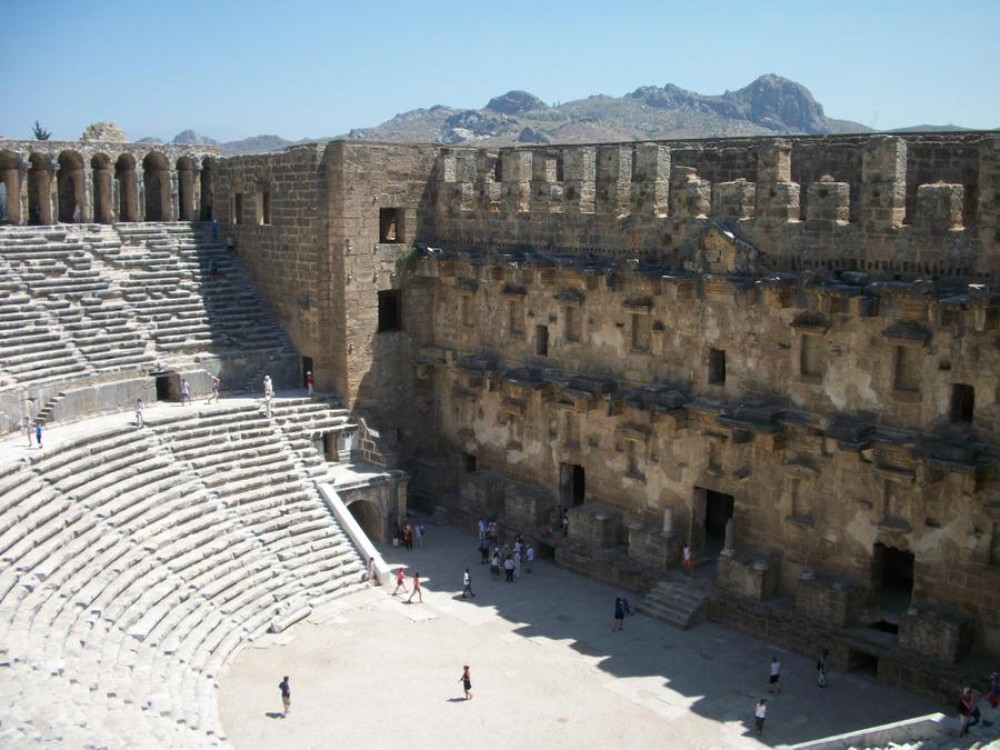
<box><xmin>431</xmin><ymin>132</ymin><xmax>1000</xmax><ymax>283</ymax></box>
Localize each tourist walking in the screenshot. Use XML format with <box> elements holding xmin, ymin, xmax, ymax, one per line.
<box><xmin>278</xmin><ymin>676</ymin><xmax>291</xmax><ymax>716</ymax></box>
<box><xmin>401</xmin><ymin>522</ymin><xmax>413</xmax><ymax>551</ymax></box>
<box><xmin>392</xmin><ymin>567</ymin><xmax>408</xmax><ymax>596</ymax></box>
<box><xmin>180</xmin><ymin>379</ymin><xmax>192</xmax><ymax>406</ymax></box>
<box><xmin>988</xmin><ymin>671</ymin><xmax>1000</xmax><ymax>709</ymax></box>
<box><xmin>209</xmin><ymin>376</ymin><xmax>221</xmax><ymax>403</ymax></box>
<box><xmin>525</xmin><ymin>544</ymin><xmax>534</xmax><ymax>573</ymax></box>
<box><xmin>406</xmin><ymin>571</ymin><xmax>423</xmax><ymax>603</ymax></box>
<box><xmin>479</xmin><ymin>537</ymin><xmax>490</xmax><ymax>565</ymax></box>
<box><xmin>22</xmin><ymin>416</ymin><xmax>32</xmax><ymax>447</ymax></box>
<box><xmin>462</xmin><ymin>568</ymin><xmax>475</xmax><ymax>598</ymax></box>
<box><xmin>754</xmin><ymin>698</ymin><xmax>767</xmax><ymax>735</ymax></box>
<box><xmin>817</xmin><ymin>649</ymin><xmax>829</xmax><ymax>688</ymax></box>
<box><xmin>959</xmin><ymin>686</ymin><xmax>981</xmax><ymax>736</ymax></box>
<box><xmin>135</xmin><ymin>398</ymin><xmax>144</xmax><ymax>427</ymax></box>
<box><xmin>34</xmin><ymin>420</ymin><xmax>42</xmax><ymax>450</ymax></box>
<box><xmin>768</xmin><ymin>657</ymin><xmax>781</xmax><ymax>693</ymax></box>
<box><xmin>504</xmin><ymin>556</ymin><xmax>515</xmax><ymax>582</ymax></box>
<box><xmin>490</xmin><ymin>551</ymin><xmax>500</xmax><ymax>581</ymax></box>
<box><xmin>459</xmin><ymin>665</ymin><xmax>473</xmax><ymax>700</ymax></box>
<box><xmin>366</xmin><ymin>557</ymin><xmax>377</xmax><ymax>585</ymax></box>
<box><xmin>613</xmin><ymin>596</ymin><xmax>625</xmax><ymax>631</ymax></box>
<box><xmin>305</xmin><ymin>370</ymin><xmax>314</xmax><ymax>396</ymax></box>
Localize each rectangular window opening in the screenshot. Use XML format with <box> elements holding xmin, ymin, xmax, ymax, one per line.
<box><xmin>800</xmin><ymin>334</ymin><xmax>826</xmax><ymax>378</ymax></box>
<box><xmin>379</xmin><ymin>207</ymin><xmax>403</xmax><ymax>243</ymax></box>
<box><xmin>950</xmin><ymin>383</ymin><xmax>974</xmax><ymax>423</ymax></box>
<box><xmin>232</xmin><ymin>193</ymin><xmax>243</xmax><ymax>225</ymax></box>
<box><xmin>536</xmin><ymin>325</ymin><xmax>549</xmax><ymax>356</ymax></box>
<box><xmin>377</xmin><ymin>289</ymin><xmax>402</xmax><ymax>332</ymax></box>
<box><xmin>708</xmin><ymin>348</ymin><xmax>726</xmax><ymax>386</ymax></box>
<box><xmin>893</xmin><ymin>346</ymin><xmax>921</xmax><ymax>393</ymax></box>
<box><xmin>260</xmin><ymin>191</ymin><xmax>271</xmax><ymax>225</ymax></box>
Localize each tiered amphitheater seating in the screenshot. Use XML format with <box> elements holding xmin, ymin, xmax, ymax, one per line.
<box><xmin>0</xmin><ymin>222</ymin><xmax>294</xmax><ymax>393</ymax></box>
<box><xmin>0</xmin><ymin>400</ymin><xmax>366</xmax><ymax>749</ymax></box>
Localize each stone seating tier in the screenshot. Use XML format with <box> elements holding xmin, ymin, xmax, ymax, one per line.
<box><xmin>0</xmin><ymin>399</ymin><xmax>368</xmax><ymax>748</ymax></box>
<box><xmin>0</xmin><ymin>222</ymin><xmax>296</xmax><ymax>391</ymax></box>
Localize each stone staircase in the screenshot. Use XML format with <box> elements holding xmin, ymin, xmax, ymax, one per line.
<box><xmin>636</xmin><ymin>580</ymin><xmax>709</xmax><ymax>630</ymax></box>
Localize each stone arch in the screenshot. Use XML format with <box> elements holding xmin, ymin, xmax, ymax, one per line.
<box><xmin>57</xmin><ymin>150</ymin><xmax>86</xmax><ymax>223</ymax></box>
<box><xmin>90</xmin><ymin>153</ymin><xmax>113</xmax><ymax>224</ymax></box>
<box><xmin>28</xmin><ymin>152</ymin><xmax>53</xmax><ymax>225</ymax></box>
<box><xmin>115</xmin><ymin>153</ymin><xmax>139</xmax><ymax>222</ymax></box>
<box><xmin>346</xmin><ymin>497</ymin><xmax>385</xmax><ymax>542</ymax></box>
<box><xmin>0</xmin><ymin>149</ymin><xmax>21</xmax><ymax>224</ymax></box>
<box><xmin>143</xmin><ymin>151</ymin><xmax>171</xmax><ymax>221</ymax></box>
<box><xmin>199</xmin><ymin>156</ymin><xmax>215</xmax><ymax>220</ymax></box>
<box><xmin>176</xmin><ymin>156</ymin><xmax>196</xmax><ymax>221</ymax></box>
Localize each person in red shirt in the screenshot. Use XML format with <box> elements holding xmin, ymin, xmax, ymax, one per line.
<box><xmin>305</xmin><ymin>370</ymin><xmax>314</xmax><ymax>396</ymax></box>
<box><xmin>392</xmin><ymin>567</ymin><xmax>408</xmax><ymax>596</ymax></box>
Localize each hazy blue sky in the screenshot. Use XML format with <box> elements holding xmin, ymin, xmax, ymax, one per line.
<box><xmin>3</xmin><ymin>0</ymin><xmax>998</xmax><ymax>142</ymax></box>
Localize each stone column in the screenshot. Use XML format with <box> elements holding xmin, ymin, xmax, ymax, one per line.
<box><xmin>755</xmin><ymin>140</ymin><xmax>800</xmax><ymax>225</ymax></box>
<box><xmin>631</xmin><ymin>143</ymin><xmax>670</xmax><ymax>217</ymax></box>
<box><xmin>595</xmin><ymin>145</ymin><xmax>632</xmax><ymax>219</ymax></box>
<box><xmin>861</xmin><ymin>136</ymin><xmax>907</xmax><ymax>233</ymax></box>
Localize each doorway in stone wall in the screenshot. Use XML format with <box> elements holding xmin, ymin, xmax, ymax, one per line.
<box><xmin>348</xmin><ymin>498</ymin><xmax>383</xmax><ymax>543</ymax></box>
<box><xmin>872</xmin><ymin>542</ymin><xmax>914</xmax><ymax>632</ymax></box>
<box><xmin>704</xmin><ymin>490</ymin><xmax>734</xmax><ymax>560</ymax></box>
<box><xmin>559</xmin><ymin>463</ymin><xmax>585</xmax><ymax>509</ymax></box>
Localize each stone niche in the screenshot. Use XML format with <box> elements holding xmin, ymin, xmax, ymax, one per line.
<box><xmin>503</xmin><ymin>481</ymin><xmax>554</xmax><ymax>536</ymax></box>
<box><xmin>458</xmin><ymin>470</ymin><xmax>505</xmax><ymax>519</ymax></box>
<box><xmin>717</xmin><ymin>549</ymin><xmax>779</xmax><ymax>600</ymax></box>
<box><xmin>899</xmin><ymin>605</ymin><xmax>973</xmax><ymax>664</ymax></box>
<box><xmin>569</xmin><ymin>502</ymin><xmax>622</xmax><ymax>548</ymax></box>
<box><xmin>794</xmin><ymin>570</ymin><xmax>862</xmax><ymax>628</ymax></box>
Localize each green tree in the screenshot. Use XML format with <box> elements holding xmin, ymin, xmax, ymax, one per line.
<box><xmin>31</xmin><ymin>120</ymin><xmax>52</xmax><ymax>140</ymax></box>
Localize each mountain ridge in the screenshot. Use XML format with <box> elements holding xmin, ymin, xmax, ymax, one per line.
<box><xmin>147</xmin><ymin>75</ymin><xmax>989</xmax><ymax>155</ymax></box>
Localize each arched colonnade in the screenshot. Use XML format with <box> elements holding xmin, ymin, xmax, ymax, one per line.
<box><xmin>0</xmin><ymin>142</ymin><xmax>217</xmax><ymax>225</ymax></box>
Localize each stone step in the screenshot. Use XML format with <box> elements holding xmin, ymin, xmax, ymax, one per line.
<box><xmin>636</xmin><ymin>581</ymin><xmax>709</xmax><ymax>630</ymax></box>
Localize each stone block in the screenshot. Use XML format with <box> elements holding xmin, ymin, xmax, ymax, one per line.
<box><xmin>717</xmin><ymin>551</ymin><xmax>778</xmax><ymax>600</ymax></box>
<box><xmin>794</xmin><ymin>571</ymin><xmax>862</xmax><ymax>627</ymax></box>
<box><xmin>899</xmin><ymin>605</ymin><xmax>973</xmax><ymax>663</ymax></box>
<box><xmin>568</xmin><ymin>502</ymin><xmax>622</xmax><ymax>548</ymax></box>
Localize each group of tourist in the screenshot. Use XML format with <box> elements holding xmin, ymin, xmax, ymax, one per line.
<box><xmin>479</xmin><ymin>529</ymin><xmax>534</xmax><ymax>584</ymax></box>
<box><xmin>20</xmin><ymin>415</ymin><xmax>42</xmax><ymax>449</ymax></box>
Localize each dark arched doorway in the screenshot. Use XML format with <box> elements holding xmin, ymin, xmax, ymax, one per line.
<box><xmin>348</xmin><ymin>499</ymin><xmax>384</xmax><ymax>543</ymax></box>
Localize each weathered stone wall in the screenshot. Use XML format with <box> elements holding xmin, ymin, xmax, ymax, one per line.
<box><xmin>205</xmin><ymin>132</ymin><xmax>1000</xmax><ymax>666</ymax></box>
<box><xmin>214</xmin><ymin>145</ymin><xmax>327</xmax><ymax>389</ymax></box>
<box><xmin>412</xmin><ymin>248</ymin><xmax>1000</xmax><ymax>653</ymax></box>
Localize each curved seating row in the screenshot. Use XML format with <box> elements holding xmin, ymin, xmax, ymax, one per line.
<box><xmin>0</xmin><ymin>222</ymin><xmax>292</xmax><ymax>391</ymax></box>
<box><xmin>0</xmin><ymin>400</ymin><xmax>366</xmax><ymax>749</ymax></box>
